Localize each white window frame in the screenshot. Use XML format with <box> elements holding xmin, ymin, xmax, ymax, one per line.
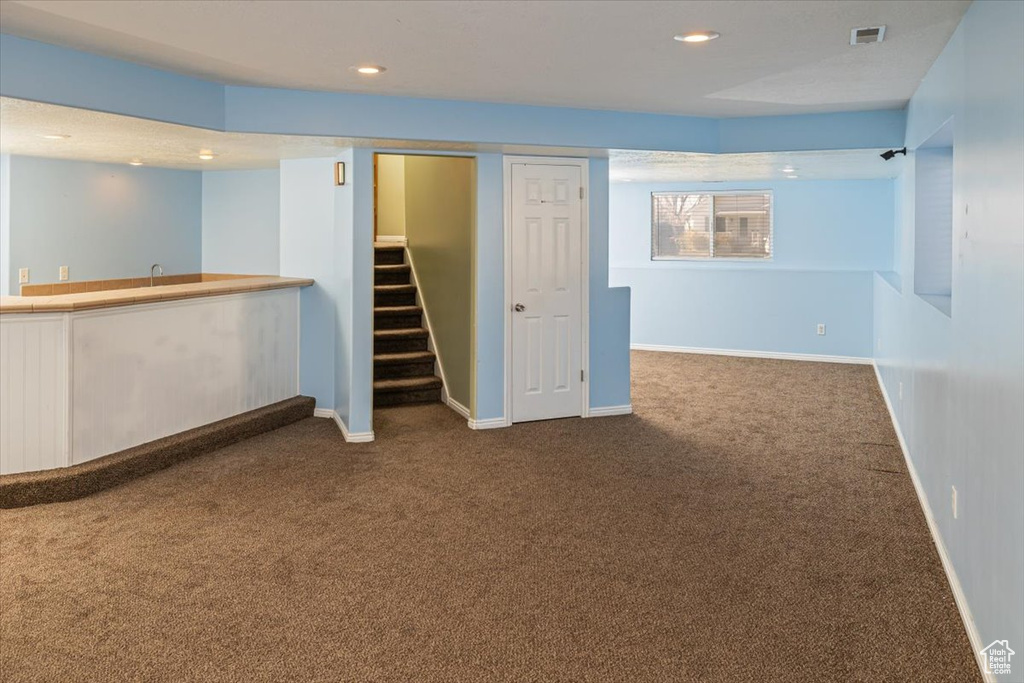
<box><xmin>650</xmin><ymin>190</ymin><xmax>774</xmax><ymax>262</ymax></box>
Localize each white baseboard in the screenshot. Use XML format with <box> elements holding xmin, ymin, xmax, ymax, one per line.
<box><xmin>587</xmin><ymin>404</ymin><xmax>633</xmax><ymax>417</ymax></box>
<box><xmin>313</xmin><ymin>408</ymin><xmax>375</xmax><ymax>443</ymax></box>
<box><xmin>872</xmin><ymin>363</ymin><xmax>991</xmax><ymax>683</ymax></box>
<box><xmin>375</xmin><ymin>235</ymin><xmax>407</xmax><ymax>244</ymax></box>
<box><xmin>631</xmin><ymin>343</ymin><xmax>873</xmax><ymax>365</ymax></box>
<box><xmin>468</xmin><ymin>417</ymin><xmax>507</xmax><ymax>430</ymax></box>
<box><xmin>447</xmin><ymin>398</ymin><xmax>471</xmax><ymax>420</ymax></box>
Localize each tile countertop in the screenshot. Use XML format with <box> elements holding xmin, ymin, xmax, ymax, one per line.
<box><xmin>0</xmin><ymin>276</ymin><xmax>315</xmax><ymax>314</ymax></box>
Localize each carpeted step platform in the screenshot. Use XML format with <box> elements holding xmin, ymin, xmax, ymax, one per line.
<box><xmin>373</xmin><ymin>244</ymin><xmax>405</xmax><ymax>265</ymax></box>
<box><xmin>374</xmin><ymin>284</ymin><xmax>417</xmax><ymax>307</ymax></box>
<box><xmin>373</xmin><ymin>376</ymin><xmax>443</xmax><ymax>407</ymax></box>
<box><xmin>374</xmin><ymin>327</ymin><xmax>429</xmax><ymax>354</ymax></box>
<box><xmin>374</xmin><ymin>264</ymin><xmax>411</xmax><ymax>286</ymax></box>
<box><xmin>374</xmin><ymin>350</ymin><xmax>437</xmax><ymax>380</ymax></box>
<box><xmin>374</xmin><ymin>305</ymin><xmax>424</xmax><ymax>330</ymax></box>
<box><xmin>0</xmin><ymin>396</ymin><xmax>315</xmax><ymax>509</ymax></box>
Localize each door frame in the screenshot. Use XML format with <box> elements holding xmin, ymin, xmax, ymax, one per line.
<box><xmin>502</xmin><ymin>155</ymin><xmax>590</xmax><ymax>426</ymax></box>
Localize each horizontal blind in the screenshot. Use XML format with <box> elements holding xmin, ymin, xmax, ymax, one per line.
<box><xmin>713</xmin><ymin>193</ymin><xmax>772</xmax><ymax>259</ymax></box>
<box><xmin>652</xmin><ymin>192</ymin><xmax>772</xmax><ymax>260</ymax></box>
<box><xmin>652</xmin><ymin>193</ymin><xmax>712</xmax><ymax>258</ymax></box>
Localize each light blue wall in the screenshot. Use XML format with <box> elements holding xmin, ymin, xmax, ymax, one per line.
<box><xmin>0</xmin><ymin>33</ymin><xmax>905</xmax><ymax>154</ymax></box>
<box><xmin>202</xmin><ymin>169</ymin><xmax>280</xmax><ymax>275</ymax></box>
<box><xmin>6</xmin><ymin>156</ymin><xmax>201</xmax><ymax>292</ymax></box>
<box><xmin>333</xmin><ymin>148</ymin><xmax>374</xmax><ymax>436</ymax></box>
<box><xmin>588</xmin><ymin>158</ymin><xmax>632</xmax><ymax>408</ymax></box>
<box><xmin>610</xmin><ymin>179</ymin><xmax>893</xmax><ymax>358</ymax></box>
<box><xmin>875</xmin><ymin>0</ymin><xmax>1023</xmax><ymax>658</ymax></box>
<box><xmin>277</xmin><ymin>151</ymin><xmax>373</xmax><ymax>436</ymax></box>
<box><xmin>472</xmin><ymin>153</ymin><xmax>505</xmax><ymax>421</ymax></box>
<box><xmin>0</xmin><ymin>34</ymin><xmax>225</xmax><ymax>130</ymax></box>
<box><xmin>279</xmin><ymin>158</ymin><xmax>336</xmax><ymax>410</ymax></box>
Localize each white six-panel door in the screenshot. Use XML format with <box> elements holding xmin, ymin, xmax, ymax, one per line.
<box><xmin>510</xmin><ymin>162</ymin><xmax>584</xmax><ymax>422</ymax></box>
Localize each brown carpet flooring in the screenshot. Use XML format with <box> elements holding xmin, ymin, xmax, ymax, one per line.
<box><xmin>0</xmin><ymin>351</ymin><xmax>979</xmax><ymax>682</ymax></box>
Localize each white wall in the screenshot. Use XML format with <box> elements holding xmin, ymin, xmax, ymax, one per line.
<box><xmin>874</xmin><ymin>0</ymin><xmax>1023</xmax><ymax>667</ymax></box>
<box><xmin>202</xmin><ymin>169</ymin><xmax>280</xmax><ymax>274</ymax></box>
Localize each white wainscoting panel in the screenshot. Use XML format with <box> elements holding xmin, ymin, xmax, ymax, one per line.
<box><xmin>70</xmin><ymin>289</ymin><xmax>299</xmax><ymax>464</ymax></box>
<box><xmin>0</xmin><ymin>314</ymin><xmax>67</xmax><ymax>474</ymax></box>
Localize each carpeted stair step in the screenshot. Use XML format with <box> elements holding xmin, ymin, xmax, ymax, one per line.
<box><xmin>374</xmin><ymin>328</ymin><xmax>429</xmax><ymax>354</ymax></box>
<box><xmin>375</xmin><ymin>305</ymin><xmax>423</xmax><ymax>330</ymax></box>
<box><xmin>374</xmin><ymin>244</ymin><xmax>406</xmax><ymax>266</ymax></box>
<box><xmin>374</xmin><ymin>264</ymin><xmax>411</xmax><ymax>286</ymax></box>
<box><xmin>373</xmin><ymin>350</ymin><xmax>436</xmax><ymax>380</ymax></box>
<box><xmin>374</xmin><ymin>284</ymin><xmax>417</xmax><ymax>307</ymax></box>
<box><xmin>374</xmin><ymin>375</ymin><xmax>443</xmax><ymax>407</ymax></box>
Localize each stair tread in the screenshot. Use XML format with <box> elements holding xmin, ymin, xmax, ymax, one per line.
<box><xmin>374</xmin><ymin>264</ymin><xmax>410</xmax><ymax>271</ymax></box>
<box><xmin>373</xmin><ymin>327</ymin><xmax>428</xmax><ymax>339</ymax></box>
<box><xmin>374</xmin><ymin>351</ymin><xmax>435</xmax><ymax>364</ymax></box>
<box><xmin>375</xmin><ymin>305</ymin><xmax>422</xmax><ymax>315</ymax></box>
<box><xmin>374</xmin><ymin>376</ymin><xmax>443</xmax><ymax>391</ymax></box>
<box><xmin>374</xmin><ymin>284</ymin><xmax>416</xmax><ymax>292</ymax></box>
<box><xmin>374</xmin><ymin>243</ymin><xmax>405</xmax><ymax>250</ymax></box>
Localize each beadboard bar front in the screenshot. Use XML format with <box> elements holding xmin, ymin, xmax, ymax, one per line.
<box><xmin>0</xmin><ymin>282</ymin><xmax>309</xmax><ymax>475</ymax></box>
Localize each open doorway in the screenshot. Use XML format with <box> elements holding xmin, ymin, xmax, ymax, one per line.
<box><xmin>372</xmin><ymin>153</ymin><xmax>476</xmax><ymax>420</ymax></box>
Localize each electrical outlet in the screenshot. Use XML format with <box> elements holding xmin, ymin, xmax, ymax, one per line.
<box><xmin>59</xmin><ymin>266</ymin><xmax>69</xmax><ymax>281</ymax></box>
<box><xmin>817</xmin><ymin>323</ymin><xmax>826</xmax><ymax>336</ymax></box>
<box><xmin>952</xmin><ymin>486</ymin><xmax>958</xmax><ymax>519</ymax></box>
<box><xmin>18</xmin><ymin>268</ymin><xmax>29</xmax><ymax>284</ymax></box>
<box><xmin>898</xmin><ymin>381</ymin><xmax>903</xmax><ymax>401</ymax></box>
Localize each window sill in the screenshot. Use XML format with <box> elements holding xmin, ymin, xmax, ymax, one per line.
<box><xmin>651</xmin><ymin>257</ymin><xmax>773</xmax><ymax>263</ymax></box>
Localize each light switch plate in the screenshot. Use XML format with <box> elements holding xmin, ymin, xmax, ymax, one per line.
<box><xmin>18</xmin><ymin>268</ymin><xmax>29</xmax><ymax>284</ymax></box>
<box><xmin>59</xmin><ymin>266</ymin><xmax>69</xmax><ymax>281</ymax></box>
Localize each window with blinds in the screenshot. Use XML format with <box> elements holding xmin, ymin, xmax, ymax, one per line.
<box><xmin>652</xmin><ymin>192</ymin><xmax>772</xmax><ymax>260</ymax></box>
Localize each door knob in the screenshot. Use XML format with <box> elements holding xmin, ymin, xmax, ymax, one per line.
<box><xmin>514</xmin><ymin>303</ymin><xmax>525</xmax><ymax>312</ymax></box>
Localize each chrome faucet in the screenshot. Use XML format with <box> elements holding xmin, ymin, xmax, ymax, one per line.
<box><xmin>150</xmin><ymin>263</ymin><xmax>163</xmax><ymax>286</ymax></box>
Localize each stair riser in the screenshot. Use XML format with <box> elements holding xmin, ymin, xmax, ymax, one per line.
<box><xmin>374</xmin><ymin>292</ymin><xmax>417</xmax><ymax>307</ymax></box>
<box><xmin>374</xmin><ymin>249</ymin><xmax>405</xmax><ymax>266</ymax></box>
<box><xmin>374</xmin><ymin>361</ymin><xmax>436</xmax><ymax>380</ymax></box>
<box><xmin>374</xmin><ymin>387</ymin><xmax>443</xmax><ymax>407</ymax></box>
<box><xmin>374</xmin><ymin>271</ymin><xmax>411</xmax><ymax>286</ymax></box>
<box><xmin>374</xmin><ymin>337</ymin><xmax>428</xmax><ymax>354</ymax></box>
<box><xmin>375</xmin><ymin>313</ymin><xmax>422</xmax><ymax>330</ymax></box>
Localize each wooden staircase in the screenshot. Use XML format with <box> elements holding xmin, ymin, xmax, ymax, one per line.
<box><xmin>373</xmin><ymin>244</ymin><xmax>443</xmax><ymax>407</ymax></box>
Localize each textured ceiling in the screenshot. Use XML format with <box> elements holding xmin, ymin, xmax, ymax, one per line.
<box><xmin>0</xmin><ymin>97</ymin><xmax>530</xmax><ymax>170</ymax></box>
<box><xmin>0</xmin><ymin>0</ymin><xmax>969</xmax><ymax>117</ymax></box>
<box><xmin>0</xmin><ymin>98</ymin><xmax>902</xmax><ymax>180</ymax></box>
<box><xmin>609</xmin><ymin>149</ymin><xmax>903</xmax><ymax>182</ymax></box>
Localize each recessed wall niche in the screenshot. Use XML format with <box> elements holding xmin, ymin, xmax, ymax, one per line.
<box><xmin>913</xmin><ymin>118</ymin><xmax>954</xmax><ymax>317</ymax></box>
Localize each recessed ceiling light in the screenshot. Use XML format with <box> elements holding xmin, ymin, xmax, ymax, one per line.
<box><xmin>128</xmin><ymin>159</ymin><xmax>144</xmax><ymax>166</ymax></box>
<box><xmin>352</xmin><ymin>65</ymin><xmax>386</xmax><ymax>75</ymax></box>
<box><xmin>40</xmin><ymin>134</ymin><xmax>70</xmax><ymax>140</ymax></box>
<box><xmin>781</xmin><ymin>166</ymin><xmax>795</xmax><ymax>173</ymax></box>
<box><xmin>786</xmin><ymin>174</ymin><xmax>799</xmax><ymax>179</ymax></box>
<box><xmin>622</xmin><ymin>178</ymin><xmax>633</xmax><ymax>182</ymax></box>
<box><xmin>674</xmin><ymin>31</ymin><xmax>720</xmax><ymax>43</ymax></box>
<box><xmin>198</xmin><ymin>150</ymin><xmax>215</xmax><ymax>160</ymax></box>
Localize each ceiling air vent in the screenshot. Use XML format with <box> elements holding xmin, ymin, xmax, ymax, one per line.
<box><xmin>850</xmin><ymin>26</ymin><xmax>886</xmax><ymax>45</ymax></box>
